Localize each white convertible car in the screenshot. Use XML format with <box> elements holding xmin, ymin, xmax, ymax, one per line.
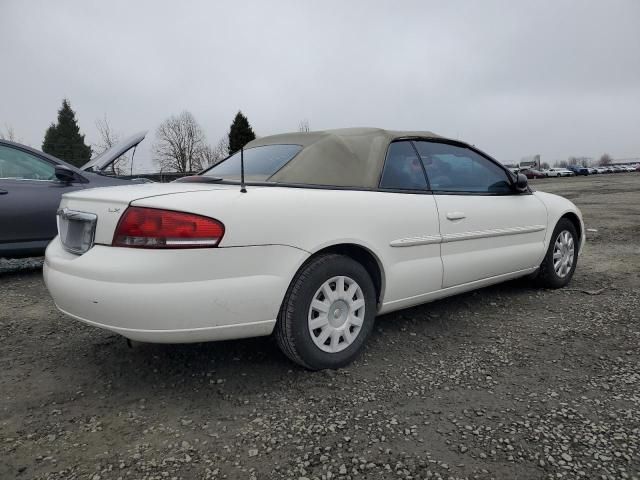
<box><xmin>44</xmin><ymin>128</ymin><xmax>584</xmax><ymax>369</ymax></box>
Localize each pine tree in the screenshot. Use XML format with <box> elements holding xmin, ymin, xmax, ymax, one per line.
<box><xmin>42</xmin><ymin>99</ymin><xmax>92</xmax><ymax>167</ymax></box>
<box><xmin>227</xmin><ymin>111</ymin><xmax>256</xmax><ymax>154</ymax></box>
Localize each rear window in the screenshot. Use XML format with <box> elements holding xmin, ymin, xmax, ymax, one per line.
<box><xmin>202</xmin><ymin>144</ymin><xmax>302</xmax><ymax>181</ymax></box>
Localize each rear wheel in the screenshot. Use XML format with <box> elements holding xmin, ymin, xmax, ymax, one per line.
<box><xmin>275</xmin><ymin>253</ymin><xmax>376</xmax><ymax>370</ymax></box>
<box><xmin>536</xmin><ymin>218</ymin><xmax>579</xmax><ymax>288</ymax></box>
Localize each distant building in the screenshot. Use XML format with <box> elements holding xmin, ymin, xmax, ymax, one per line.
<box><xmin>611</xmin><ymin>157</ymin><xmax>640</xmax><ymax>166</ymax></box>
<box><xmin>574</xmin><ymin>157</ymin><xmax>593</xmax><ymax>166</ymax></box>
<box><xmin>519</xmin><ymin>155</ymin><xmax>540</xmax><ymax>169</ymax></box>
<box><xmin>501</xmin><ymin>155</ymin><xmax>541</xmax><ymax>170</ymax></box>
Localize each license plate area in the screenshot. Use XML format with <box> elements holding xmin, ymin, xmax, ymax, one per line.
<box><xmin>57</xmin><ymin>208</ymin><xmax>97</xmax><ymax>255</ymax></box>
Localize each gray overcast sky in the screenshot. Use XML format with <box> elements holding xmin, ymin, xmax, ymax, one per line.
<box><xmin>1</xmin><ymin>0</ymin><xmax>639</xmax><ymax>169</ymax></box>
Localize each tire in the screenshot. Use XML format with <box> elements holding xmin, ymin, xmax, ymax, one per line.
<box><xmin>536</xmin><ymin>218</ymin><xmax>579</xmax><ymax>289</ymax></box>
<box><xmin>275</xmin><ymin>253</ymin><xmax>377</xmax><ymax>370</ymax></box>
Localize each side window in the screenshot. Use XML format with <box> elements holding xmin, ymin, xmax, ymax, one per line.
<box><xmin>414</xmin><ymin>141</ymin><xmax>512</xmax><ymax>194</ymax></box>
<box><xmin>379</xmin><ymin>141</ymin><xmax>428</xmax><ymax>190</ymax></box>
<box><xmin>0</xmin><ymin>145</ymin><xmax>56</xmax><ymax>180</ymax></box>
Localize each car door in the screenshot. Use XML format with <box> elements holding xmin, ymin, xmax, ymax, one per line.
<box><xmin>377</xmin><ymin>140</ymin><xmax>443</xmax><ymax>304</ymax></box>
<box><xmin>0</xmin><ymin>144</ymin><xmax>85</xmax><ymax>250</ymax></box>
<box><xmin>413</xmin><ymin>140</ymin><xmax>547</xmax><ymax>288</ymax></box>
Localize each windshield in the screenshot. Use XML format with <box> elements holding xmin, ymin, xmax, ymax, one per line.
<box><xmin>202</xmin><ymin>144</ymin><xmax>302</xmax><ymax>181</ymax></box>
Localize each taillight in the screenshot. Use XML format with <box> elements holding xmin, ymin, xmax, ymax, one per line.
<box><xmin>112</xmin><ymin>207</ymin><xmax>224</xmax><ymax>248</ymax></box>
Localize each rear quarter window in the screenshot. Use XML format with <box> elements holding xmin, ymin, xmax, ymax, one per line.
<box><xmin>202</xmin><ymin>144</ymin><xmax>302</xmax><ymax>181</ymax></box>
<box><xmin>379</xmin><ymin>141</ymin><xmax>428</xmax><ymax>190</ymax></box>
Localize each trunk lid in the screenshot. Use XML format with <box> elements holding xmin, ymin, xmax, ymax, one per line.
<box><xmin>58</xmin><ymin>183</ymin><xmax>240</xmax><ymax>247</ymax></box>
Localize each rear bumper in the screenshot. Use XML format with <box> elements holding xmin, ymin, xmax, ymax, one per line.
<box><xmin>44</xmin><ymin>238</ymin><xmax>308</xmax><ymax>343</ymax></box>
<box><xmin>56</xmin><ymin>306</ymin><xmax>276</xmax><ymax>343</ymax></box>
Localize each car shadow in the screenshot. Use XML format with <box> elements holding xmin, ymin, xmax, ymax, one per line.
<box><xmin>46</xmin><ymin>276</ymin><xmax>539</xmax><ymax>403</ymax></box>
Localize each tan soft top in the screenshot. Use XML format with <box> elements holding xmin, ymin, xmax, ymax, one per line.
<box><xmin>244</xmin><ymin>127</ymin><xmax>453</xmax><ymax>188</ymax></box>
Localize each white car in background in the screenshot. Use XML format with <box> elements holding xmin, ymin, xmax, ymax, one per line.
<box><xmin>544</xmin><ymin>167</ymin><xmax>574</xmax><ymax>177</ymax></box>
<box><xmin>44</xmin><ymin>128</ymin><xmax>585</xmax><ymax>370</ymax></box>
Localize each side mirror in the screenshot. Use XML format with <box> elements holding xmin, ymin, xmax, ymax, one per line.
<box><xmin>55</xmin><ymin>165</ymin><xmax>80</xmax><ymax>184</ymax></box>
<box><xmin>515</xmin><ymin>173</ymin><xmax>528</xmax><ymax>192</ymax></box>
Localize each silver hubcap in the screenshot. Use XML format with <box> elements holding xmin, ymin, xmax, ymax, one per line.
<box><xmin>553</xmin><ymin>230</ymin><xmax>575</xmax><ymax>278</ymax></box>
<box><xmin>308</xmin><ymin>276</ymin><xmax>365</xmax><ymax>353</ymax></box>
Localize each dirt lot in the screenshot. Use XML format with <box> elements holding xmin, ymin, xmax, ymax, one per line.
<box><xmin>1</xmin><ymin>174</ymin><xmax>639</xmax><ymax>480</ymax></box>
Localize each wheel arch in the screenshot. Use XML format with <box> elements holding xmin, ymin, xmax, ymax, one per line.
<box><xmin>559</xmin><ymin>211</ymin><xmax>583</xmax><ymax>248</ymax></box>
<box><xmin>534</xmin><ymin>191</ymin><xmax>585</xmax><ymax>254</ymax></box>
<box><xmin>295</xmin><ymin>242</ymin><xmax>386</xmax><ymax>308</ymax></box>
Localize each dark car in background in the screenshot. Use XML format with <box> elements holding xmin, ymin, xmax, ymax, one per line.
<box><xmin>520</xmin><ymin>168</ymin><xmax>547</xmax><ymax>179</ymax></box>
<box><xmin>567</xmin><ymin>165</ymin><xmax>590</xmax><ymax>176</ymax></box>
<box><xmin>0</xmin><ymin>132</ymin><xmax>147</xmax><ymax>258</ymax></box>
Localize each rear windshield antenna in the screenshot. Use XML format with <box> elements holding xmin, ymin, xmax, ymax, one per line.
<box><xmin>240</xmin><ymin>146</ymin><xmax>247</xmax><ymax>193</ymax></box>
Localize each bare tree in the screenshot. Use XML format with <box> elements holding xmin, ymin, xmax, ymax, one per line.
<box><xmin>201</xmin><ymin>137</ymin><xmax>229</xmax><ymax>167</ymax></box>
<box><xmin>541</xmin><ymin>161</ymin><xmax>550</xmax><ymax>170</ymax></box>
<box><xmin>298</xmin><ymin>119</ymin><xmax>310</xmax><ymax>133</ymax></box>
<box><xmin>200</xmin><ymin>145</ymin><xmax>217</xmax><ymax>169</ymax></box>
<box><xmin>599</xmin><ymin>153</ymin><xmax>613</xmax><ymax>166</ymax></box>
<box><xmin>94</xmin><ymin>115</ymin><xmax>130</xmax><ymax>175</ymax></box>
<box><xmin>556</xmin><ymin>160</ymin><xmax>569</xmax><ymax>168</ymax></box>
<box><xmin>95</xmin><ymin>115</ymin><xmax>118</xmax><ymax>152</ymax></box>
<box><xmin>567</xmin><ymin>156</ymin><xmax>579</xmax><ymax>166</ymax></box>
<box><xmin>0</xmin><ymin>124</ymin><xmax>19</xmax><ymax>142</ymax></box>
<box><xmin>215</xmin><ymin>136</ymin><xmax>229</xmax><ymax>159</ymax></box>
<box><xmin>153</xmin><ymin>111</ymin><xmax>206</xmax><ymax>173</ymax></box>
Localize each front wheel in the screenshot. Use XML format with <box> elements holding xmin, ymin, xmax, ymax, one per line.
<box><xmin>536</xmin><ymin>219</ymin><xmax>579</xmax><ymax>288</ymax></box>
<box><xmin>275</xmin><ymin>253</ymin><xmax>376</xmax><ymax>370</ymax></box>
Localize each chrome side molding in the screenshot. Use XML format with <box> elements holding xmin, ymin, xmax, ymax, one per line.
<box><xmin>390</xmin><ymin>225</ymin><xmax>546</xmax><ymax>247</ymax></box>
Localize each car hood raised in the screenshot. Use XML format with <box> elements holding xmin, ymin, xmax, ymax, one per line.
<box><xmin>81</xmin><ymin>131</ymin><xmax>147</xmax><ymax>172</ymax></box>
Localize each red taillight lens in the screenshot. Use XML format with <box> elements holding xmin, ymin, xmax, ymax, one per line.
<box><xmin>112</xmin><ymin>207</ymin><xmax>225</xmax><ymax>248</ymax></box>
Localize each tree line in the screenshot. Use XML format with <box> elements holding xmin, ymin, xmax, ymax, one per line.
<box><xmin>16</xmin><ymin>98</ymin><xmax>261</xmax><ymax>173</ymax></box>
<box><xmin>153</xmin><ymin>109</ymin><xmax>257</xmax><ymax>173</ymax></box>
<box><xmin>11</xmin><ymin>102</ymin><xmax>620</xmax><ymax>172</ymax></box>
<box><xmin>554</xmin><ymin>154</ymin><xmax>613</xmax><ymax>168</ymax></box>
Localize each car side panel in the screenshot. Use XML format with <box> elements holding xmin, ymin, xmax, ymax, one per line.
<box><xmin>130</xmin><ymin>188</ymin><xmax>444</xmax><ymax>305</ymax></box>
<box><xmin>0</xmin><ymin>179</ymin><xmax>83</xmax><ymax>245</ymax></box>
<box><xmin>55</xmin><ymin>186</ymin><xmax>584</xmax><ymax>322</ymax></box>
<box><xmin>0</xmin><ymin>173</ymin><xmax>126</xmax><ymax>254</ymax></box>
<box><xmin>433</xmin><ymin>194</ymin><xmax>548</xmax><ymax>287</ymax></box>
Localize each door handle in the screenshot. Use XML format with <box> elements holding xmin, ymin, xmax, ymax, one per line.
<box><xmin>0</xmin><ymin>189</ymin><xmax>7</xmax><ymax>195</ymax></box>
<box><xmin>446</xmin><ymin>211</ymin><xmax>466</xmax><ymax>221</ymax></box>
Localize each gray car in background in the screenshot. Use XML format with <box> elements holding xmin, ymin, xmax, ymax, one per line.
<box><xmin>0</xmin><ymin>132</ymin><xmax>147</xmax><ymax>258</ymax></box>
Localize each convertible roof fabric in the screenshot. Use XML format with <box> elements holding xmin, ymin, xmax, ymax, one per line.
<box><xmin>245</xmin><ymin>127</ymin><xmax>455</xmax><ymax>188</ymax></box>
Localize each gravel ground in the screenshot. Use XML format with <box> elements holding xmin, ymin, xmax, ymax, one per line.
<box><xmin>1</xmin><ymin>174</ymin><xmax>639</xmax><ymax>480</ymax></box>
<box><xmin>0</xmin><ymin>257</ymin><xmax>43</xmax><ymax>275</ymax></box>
